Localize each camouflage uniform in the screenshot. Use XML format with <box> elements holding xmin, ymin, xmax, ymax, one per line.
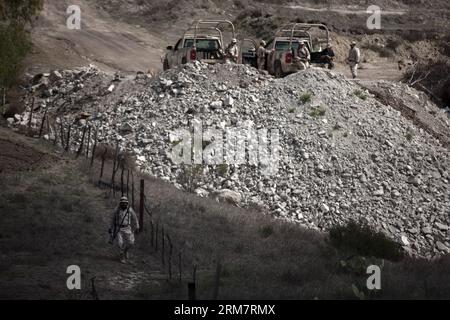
<box><xmin>296</xmin><ymin>44</ymin><xmax>311</xmax><ymax>70</ymax></box>
<box><xmin>348</xmin><ymin>43</ymin><xmax>361</xmax><ymax>79</ymax></box>
<box><xmin>109</xmin><ymin>197</ymin><xmax>139</xmax><ymax>263</ymax></box>
<box><xmin>256</xmin><ymin>42</ymin><xmax>270</xmax><ymax>71</ymax></box>
<box><xmin>226</xmin><ymin>39</ymin><xmax>239</xmax><ymax>63</ymax></box>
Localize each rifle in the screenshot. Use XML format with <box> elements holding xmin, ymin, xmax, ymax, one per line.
<box><xmin>108</xmin><ymin>206</ymin><xmax>130</xmax><ymax>244</ymax></box>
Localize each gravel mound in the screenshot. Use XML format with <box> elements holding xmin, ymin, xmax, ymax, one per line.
<box><xmin>11</xmin><ymin>62</ymin><xmax>450</xmax><ymax>258</ymax></box>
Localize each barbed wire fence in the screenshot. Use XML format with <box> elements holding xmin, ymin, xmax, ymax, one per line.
<box><xmin>25</xmin><ymin>111</ymin><xmax>207</xmax><ymax>299</ymax></box>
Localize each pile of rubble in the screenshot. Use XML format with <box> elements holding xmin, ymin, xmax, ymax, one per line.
<box><xmin>10</xmin><ymin>62</ymin><xmax>450</xmax><ymax>258</ymax></box>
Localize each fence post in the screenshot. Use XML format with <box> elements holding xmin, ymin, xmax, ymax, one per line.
<box><xmin>167</xmin><ymin>234</ymin><xmax>173</xmax><ymax>280</ymax></box>
<box><xmin>90</xmin><ymin>277</ymin><xmax>99</xmax><ymax>300</ymax></box>
<box><xmin>150</xmin><ymin>220</ymin><xmax>154</xmax><ymax>248</ymax></box>
<box><xmin>111</xmin><ymin>141</ymin><xmax>119</xmax><ymax>196</ymax></box>
<box><xmin>188</xmin><ymin>265</ymin><xmax>197</xmax><ymax>300</ymax></box>
<box><xmin>76</xmin><ymin>125</ymin><xmax>87</xmax><ymax>158</ymax></box>
<box><xmin>28</xmin><ymin>97</ymin><xmax>35</xmax><ymax>135</ymax></box>
<box><xmin>120</xmin><ymin>165</ymin><xmax>125</xmax><ymax>196</ymax></box>
<box><xmin>52</xmin><ymin>123</ymin><xmax>58</xmax><ymax>145</ymax></box>
<box><xmin>179</xmin><ymin>253</ymin><xmax>182</xmax><ymax>284</ymax></box>
<box><xmin>131</xmin><ymin>172</ymin><xmax>135</xmax><ymax>210</ymax></box>
<box><xmin>188</xmin><ymin>282</ymin><xmax>196</xmax><ymax>300</ymax></box>
<box><xmin>90</xmin><ymin>129</ymin><xmax>98</xmax><ymax>168</ymax></box>
<box><xmin>85</xmin><ymin>125</ymin><xmax>91</xmax><ymax>159</ymax></box>
<box><xmin>46</xmin><ymin>116</ymin><xmax>51</xmax><ymax>140</ymax></box>
<box><xmin>212</xmin><ymin>261</ymin><xmax>222</xmax><ymax>300</ymax></box>
<box><xmin>38</xmin><ymin>107</ymin><xmax>48</xmax><ymax>138</ymax></box>
<box><xmin>155</xmin><ymin>222</ymin><xmax>159</xmax><ymax>252</ymax></box>
<box><xmin>139</xmin><ymin>179</ymin><xmax>144</xmax><ymax>232</ymax></box>
<box><xmin>65</xmin><ymin>124</ymin><xmax>71</xmax><ymax>152</ymax></box>
<box><xmin>161</xmin><ymin>226</ymin><xmax>165</xmax><ymax>267</ymax></box>
<box><xmin>99</xmin><ymin>146</ymin><xmax>107</xmax><ymax>186</ymax></box>
<box><xmin>126</xmin><ymin>170</ymin><xmax>130</xmax><ymax>199</ymax></box>
<box><xmin>193</xmin><ymin>265</ymin><xmax>197</xmax><ymax>284</ymax></box>
<box><xmin>59</xmin><ymin>121</ymin><xmax>65</xmax><ymax>147</ymax></box>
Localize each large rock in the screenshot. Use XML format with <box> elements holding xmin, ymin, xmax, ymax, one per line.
<box><xmin>212</xmin><ymin>189</ymin><xmax>242</xmax><ymax>206</ymax></box>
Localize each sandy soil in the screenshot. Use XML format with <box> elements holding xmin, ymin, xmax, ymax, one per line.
<box><xmin>25</xmin><ymin>0</ymin><xmax>166</xmax><ymax>75</ymax></box>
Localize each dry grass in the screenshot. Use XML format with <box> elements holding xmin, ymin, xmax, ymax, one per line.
<box><xmin>1</xmin><ymin>129</ymin><xmax>450</xmax><ymax>299</ymax></box>
<box><xmin>117</xmin><ymin>169</ymin><xmax>450</xmax><ymax>299</ymax></box>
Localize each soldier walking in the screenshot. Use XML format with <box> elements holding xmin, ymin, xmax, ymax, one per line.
<box><xmin>109</xmin><ymin>196</ymin><xmax>139</xmax><ymax>264</ymax></box>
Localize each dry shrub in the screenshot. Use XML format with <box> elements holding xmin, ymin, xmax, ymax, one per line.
<box><xmin>402</xmin><ymin>59</ymin><xmax>450</xmax><ymax>107</ymax></box>
<box><xmin>3</xmin><ymin>103</ymin><xmax>25</xmax><ymax>118</ymax></box>
<box><xmin>94</xmin><ymin>143</ymin><xmax>136</xmax><ymax>170</ymax></box>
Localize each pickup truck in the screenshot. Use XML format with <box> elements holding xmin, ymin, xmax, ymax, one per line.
<box><xmin>251</xmin><ymin>23</ymin><xmax>331</xmax><ymax>77</ymax></box>
<box><xmin>163</xmin><ymin>20</ymin><xmax>237</xmax><ymax>70</ymax></box>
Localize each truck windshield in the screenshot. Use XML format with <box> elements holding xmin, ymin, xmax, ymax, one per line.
<box><xmin>275</xmin><ymin>41</ymin><xmax>300</xmax><ymax>52</ymax></box>
<box><xmin>275</xmin><ymin>40</ymin><xmax>313</xmax><ymax>52</ymax></box>
<box><xmin>184</xmin><ymin>39</ymin><xmax>220</xmax><ymax>50</ymax></box>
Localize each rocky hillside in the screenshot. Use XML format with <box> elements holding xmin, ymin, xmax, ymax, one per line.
<box><xmin>9</xmin><ymin>62</ymin><xmax>450</xmax><ymax>258</ymax></box>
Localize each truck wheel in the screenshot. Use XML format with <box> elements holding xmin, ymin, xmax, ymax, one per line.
<box><xmin>274</xmin><ymin>61</ymin><xmax>283</xmax><ymax>78</ymax></box>
<box><xmin>163</xmin><ymin>60</ymin><xmax>169</xmax><ymax>71</ymax></box>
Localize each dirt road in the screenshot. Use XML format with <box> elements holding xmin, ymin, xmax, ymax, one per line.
<box><xmin>283</xmin><ymin>4</ymin><xmax>406</xmax><ymax>15</ymax></box>
<box><xmin>25</xmin><ymin>0</ymin><xmax>166</xmax><ymax>75</ymax></box>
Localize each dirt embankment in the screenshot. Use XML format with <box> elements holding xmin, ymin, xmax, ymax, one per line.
<box><xmin>24</xmin><ymin>0</ymin><xmax>166</xmax><ymax>75</ymax></box>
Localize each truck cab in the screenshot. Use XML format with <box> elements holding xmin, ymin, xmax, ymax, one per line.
<box><xmin>163</xmin><ymin>20</ymin><xmax>236</xmax><ymax>70</ymax></box>
<box><xmin>263</xmin><ymin>23</ymin><xmax>331</xmax><ymax>77</ymax></box>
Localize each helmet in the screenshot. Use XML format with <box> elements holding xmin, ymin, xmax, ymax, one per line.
<box><xmin>231</xmin><ymin>38</ymin><xmax>237</xmax><ymax>44</ymax></box>
<box><xmin>299</xmin><ymin>40</ymin><xmax>305</xmax><ymax>45</ymax></box>
<box><xmin>351</xmin><ymin>41</ymin><xmax>357</xmax><ymax>46</ymax></box>
<box><xmin>260</xmin><ymin>40</ymin><xmax>266</xmax><ymax>46</ymax></box>
<box><xmin>120</xmin><ymin>196</ymin><xmax>129</xmax><ymax>204</ymax></box>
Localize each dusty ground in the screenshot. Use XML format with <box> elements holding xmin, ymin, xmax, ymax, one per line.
<box><xmin>25</xmin><ymin>0</ymin><xmax>166</xmax><ymax>75</ymax></box>
<box><xmin>24</xmin><ymin>0</ymin><xmax>448</xmax><ymax>79</ymax></box>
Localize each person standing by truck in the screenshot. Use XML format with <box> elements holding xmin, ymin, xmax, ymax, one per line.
<box><xmin>226</xmin><ymin>38</ymin><xmax>239</xmax><ymax>63</ymax></box>
<box><xmin>347</xmin><ymin>41</ymin><xmax>361</xmax><ymax>79</ymax></box>
<box><xmin>256</xmin><ymin>40</ymin><xmax>271</xmax><ymax>71</ymax></box>
<box><xmin>296</xmin><ymin>40</ymin><xmax>311</xmax><ymax>70</ymax></box>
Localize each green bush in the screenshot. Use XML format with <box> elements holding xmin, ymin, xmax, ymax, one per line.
<box><xmin>0</xmin><ymin>0</ymin><xmax>43</xmax><ymax>96</ymax></box>
<box><xmin>0</xmin><ymin>22</ymin><xmax>31</xmax><ymax>89</ymax></box>
<box><xmin>308</xmin><ymin>106</ymin><xmax>326</xmax><ymax>117</ymax></box>
<box><xmin>329</xmin><ymin>220</ymin><xmax>404</xmax><ymax>261</ymax></box>
<box><xmin>405</xmin><ymin>132</ymin><xmax>414</xmax><ymax>141</ymax></box>
<box><xmin>353</xmin><ymin>89</ymin><xmax>368</xmax><ymax>100</ymax></box>
<box><xmin>299</xmin><ymin>92</ymin><xmax>312</xmax><ymax>105</ymax></box>
<box><xmin>217</xmin><ymin>163</ymin><xmax>228</xmax><ymax>177</ymax></box>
